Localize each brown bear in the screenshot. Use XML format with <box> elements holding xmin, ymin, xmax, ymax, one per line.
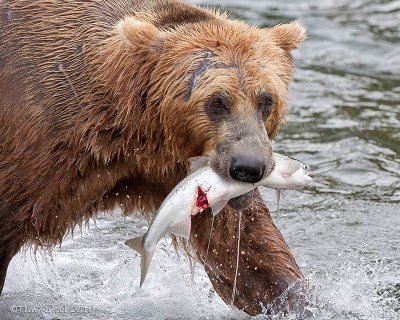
<box><xmin>0</xmin><ymin>0</ymin><xmax>306</xmax><ymax>315</ymax></box>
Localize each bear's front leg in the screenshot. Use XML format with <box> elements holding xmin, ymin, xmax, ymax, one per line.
<box><xmin>190</xmin><ymin>189</ymin><xmax>303</xmax><ymax>316</ymax></box>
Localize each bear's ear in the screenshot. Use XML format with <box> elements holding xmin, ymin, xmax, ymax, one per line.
<box><xmin>116</xmin><ymin>17</ymin><xmax>162</xmax><ymax>50</ymax></box>
<box><xmin>264</xmin><ymin>21</ymin><xmax>307</xmax><ymax>51</ymax></box>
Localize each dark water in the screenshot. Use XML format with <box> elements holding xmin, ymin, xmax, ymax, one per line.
<box><xmin>1</xmin><ymin>0</ymin><xmax>399</xmax><ymax>319</ymax></box>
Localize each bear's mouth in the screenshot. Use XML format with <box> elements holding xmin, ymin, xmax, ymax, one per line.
<box><xmin>227</xmin><ymin>189</ymin><xmax>257</xmax><ymax>210</ymax></box>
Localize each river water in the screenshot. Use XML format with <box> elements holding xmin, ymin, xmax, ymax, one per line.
<box><xmin>1</xmin><ymin>0</ymin><xmax>399</xmax><ymax>319</ymax></box>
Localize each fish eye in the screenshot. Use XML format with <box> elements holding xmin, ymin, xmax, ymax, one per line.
<box><xmin>302</xmin><ymin>164</ymin><xmax>309</xmax><ymax>170</ymax></box>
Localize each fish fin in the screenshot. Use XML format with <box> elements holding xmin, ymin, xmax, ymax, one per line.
<box><xmin>169</xmin><ymin>217</ymin><xmax>191</xmax><ymax>239</ymax></box>
<box><xmin>273</xmin><ymin>152</ymin><xmax>287</xmax><ymax>159</ymax></box>
<box><xmin>125</xmin><ymin>235</ymin><xmax>145</xmax><ymax>256</ymax></box>
<box><xmin>276</xmin><ymin>189</ymin><xmax>281</xmax><ymax>212</ymax></box>
<box><xmin>188</xmin><ymin>156</ymin><xmax>209</xmax><ymax>172</ymax></box>
<box><xmin>211</xmin><ymin>200</ymin><xmax>229</xmax><ymax>216</ymax></box>
<box><xmin>140</xmin><ymin>251</ymin><xmax>154</xmax><ymax>287</ymax></box>
<box><xmin>125</xmin><ymin>236</ymin><xmax>153</xmax><ymax>287</ymax></box>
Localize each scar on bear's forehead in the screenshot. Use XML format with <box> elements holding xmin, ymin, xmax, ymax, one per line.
<box><xmin>185</xmin><ymin>51</ymin><xmax>238</xmax><ymax>101</ymax></box>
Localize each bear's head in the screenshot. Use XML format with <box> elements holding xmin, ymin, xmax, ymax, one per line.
<box><xmin>108</xmin><ymin>14</ymin><xmax>306</xmax><ymax>185</ymax></box>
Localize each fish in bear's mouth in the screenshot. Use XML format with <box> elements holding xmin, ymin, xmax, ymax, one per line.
<box><xmin>195</xmin><ymin>186</ymin><xmax>256</xmax><ymax>213</ymax></box>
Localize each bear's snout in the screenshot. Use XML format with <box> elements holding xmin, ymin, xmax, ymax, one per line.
<box><xmin>210</xmin><ymin>118</ymin><xmax>275</xmax><ymax>183</ymax></box>
<box><xmin>229</xmin><ymin>155</ymin><xmax>265</xmax><ymax>183</ymax></box>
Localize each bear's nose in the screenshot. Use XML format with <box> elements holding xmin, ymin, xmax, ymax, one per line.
<box><xmin>229</xmin><ymin>156</ymin><xmax>266</xmax><ymax>183</ymax></box>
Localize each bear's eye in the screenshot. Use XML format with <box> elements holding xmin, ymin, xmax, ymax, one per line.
<box><xmin>258</xmin><ymin>92</ymin><xmax>274</xmax><ymax>119</ymax></box>
<box><xmin>211</xmin><ymin>97</ymin><xmax>226</xmax><ymax>110</ymax></box>
<box><xmin>205</xmin><ymin>95</ymin><xmax>230</xmax><ymax>122</ymax></box>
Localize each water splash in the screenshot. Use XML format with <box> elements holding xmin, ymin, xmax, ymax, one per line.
<box><xmin>256</xmin><ymin>255</ymin><xmax>399</xmax><ymax>320</ymax></box>
<box><xmin>0</xmin><ymin>214</ymin><xmax>244</xmax><ymax>320</ymax></box>
<box><xmin>230</xmin><ymin>209</ymin><xmax>243</xmax><ymax>306</ymax></box>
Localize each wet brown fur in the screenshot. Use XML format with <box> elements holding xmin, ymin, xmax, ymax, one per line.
<box><xmin>0</xmin><ymin>0</ymin><xmax>306</xmax><ymax>315</ymax></box>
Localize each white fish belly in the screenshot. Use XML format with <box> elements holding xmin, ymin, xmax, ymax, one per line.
<box><xmin>143</xmin><ymin>168</ymin><xmax>216</xmax><ymax>252</ymax></box>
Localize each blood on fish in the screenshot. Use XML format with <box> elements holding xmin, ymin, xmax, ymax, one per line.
<box><xmin>196</xmin><ymin>186</ymin><xmax>209</xmax><ymax>209</ymax></box>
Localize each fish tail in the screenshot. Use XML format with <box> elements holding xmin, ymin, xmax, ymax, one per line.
<box><xmin>140</xmin><ymin>251</ymin><xmax>154</xmax><ymax>287</ymax></box>
<box><xmin>125</xmin><ymin>236</ymin><xmax>154</xmax><ymax>287</ymax></box>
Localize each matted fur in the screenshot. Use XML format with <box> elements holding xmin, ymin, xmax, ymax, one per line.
<box><xmin>0</xmin><ymin>0</ymin><xmax>306</xmax><ymax>315</ymax></box>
